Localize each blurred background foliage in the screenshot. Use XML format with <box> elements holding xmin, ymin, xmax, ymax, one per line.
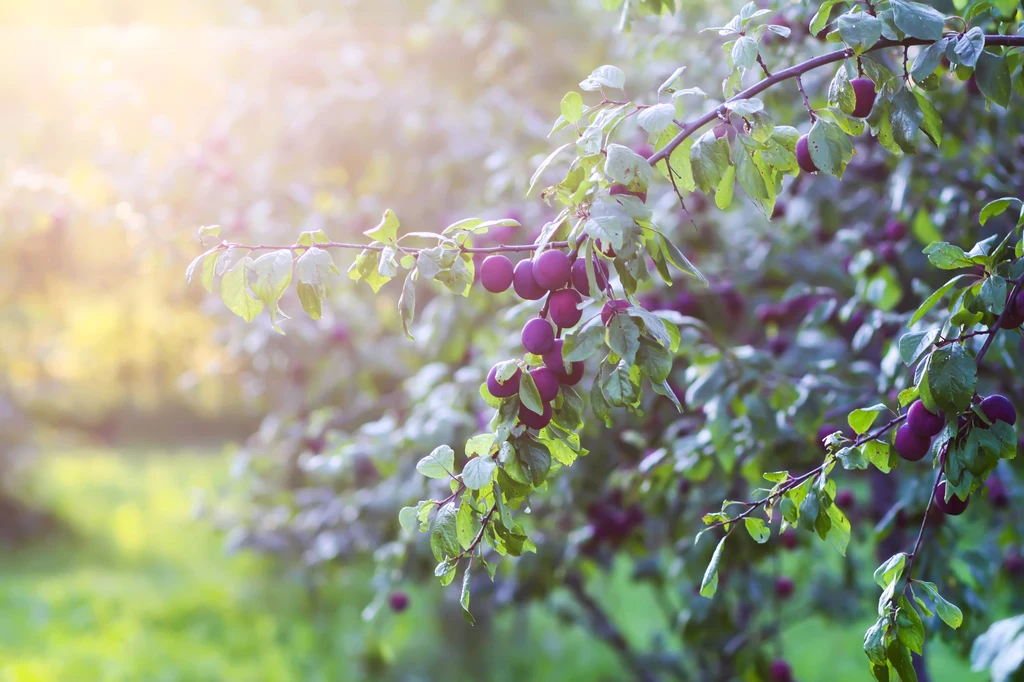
<box><xmin>1</xmin><ymin>0</ymin><xmax>1023</xmax><ymax>680</ymax></box>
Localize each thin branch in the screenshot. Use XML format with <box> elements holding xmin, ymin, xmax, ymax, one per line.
<box><xmin>756</xmin><ymin>53</ymin><xmax>773</xmax><ymax>78</ymax></box>
<box><xmin>648</xmin><ymin>35</ymin><xmax>1024</xmax><ymax>168</ymax></box>
<box><xmin>215</xmin><ymin>239</ymin><xmax>570</xmax><ymax>255</ymax></box>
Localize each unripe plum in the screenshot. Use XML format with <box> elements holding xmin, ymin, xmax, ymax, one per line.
<box><xmin>388</xmin><ymin>591</ymin><xmax>410</xmax><ymax>612</ymax></box>
<box><xmin>533</xmin><ymin>249</ymin><xmax>572</xmax><ymax>290</ymax></box>
<box><xmin>775</xmin><ymin>576</ymin><xmax>795</xmax><ymax>599</ymax></box>
<box><xmin>981</xmin><ymin>394</ymin><xmax>1017</xmax><ymax>426</ymax></box>
<box><xmin>895</xmin><ymin>425</ymin><xmax>931</xmax><ymax>462</ymax></box>
<box><xmin>908</xmin><ymin>400</ymin><xmax>945</xmax><ymax>437</ymax></box>
<box><xmin>609</xmin><ymin>184</ymin><xmax>647</xmax><ymax>204</ymax></box>
<box><xmin>513</xmin><ymin>260</ymin><xmax>546</xmax><ymax>300</ymax></box>
<box><xmin>480</xmin><ymin>255</ymin><xmax>514</xmax><ymax>293</ymax></box>
<box><xmin>522</xmin><ymin>318</ymin><xmax>555</xmax><ymax>355</ymax></box>
<box><xmin>601</xmin><ymin>299</ymin><xmax>631</xmax><ymax>325</ymax></box>
<box><xmin>934</xmin><ymin>481</ymin><xmax>969</xmax><ymax>516</ymax></box>
<box><xmin>487</xmin><ymin>364</ymin><xmax>522</xmax><ymax>398</ymax></box>
<box><xmin>796</xmin><ymin>134</ymin><xmax>818</xmax><ymax>173</ymax></box>
<box><xmin>518</xmin><ymin>400</ymin><xmax>552</xmax><ymax>430</ymax></box>
<box><xmin>769</xmin><ymin>658</ymin><xmax>793</xmax><ymax>682</ymax></box>
<box><xmin>530</xmin><ymin>367</ymin><xmax>561</xmax><ymax>402</ymax></box>
<box><xmin>548</xmin><ymin>288</ymin><xmax>583</xmax><ymax>328</ymax></box>
<box><xmin>850</xmin><ymin>77</ymin><xmax>877</xmax><ymax>118</ymax></box>
<box><xmin>571</xmin><ymin>257</ymin><xmax>609</xmax><ymax>294</ymax></box>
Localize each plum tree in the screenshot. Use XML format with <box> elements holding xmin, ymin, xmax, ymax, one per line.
<box><xmin>908</xmin><ymin>400</ymin><xmax>945</xmax><ymax>437</ymax></box>
<box><xmin>934</xmin><ymin>481</ymin><xmax>969</xmax><ymax>516</ymax></box>
<box><xmin>533</xmin><ymin>249</ymin><xmax>572</xmax><ymax>291</ymax></box>
<box><xmin>850</xmin><ymin>77</ymin><xmax>876</xmax><ymax>118</ymax></box>
<box><xmin>548</xmin><ymin>288</ymin><xmax>583</xmax><ymax>328</ymax></box>
<box><xmin>895</xmin><ymin>424</ymin><xmax>931</xmax><ymax>462</ymax></box>
<box><xmin>480</xmin><ymin>255</ymin><xmax>514</xmax><ymax>293</ymax></box>
<box><xmin>512</xmin><ymin>260</ymin><xmax>546</xmax><ymax>300</ymax></box>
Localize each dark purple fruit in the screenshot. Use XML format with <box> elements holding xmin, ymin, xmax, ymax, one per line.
<box><xmin>487</xmin><ymin>364</ymin><xmax>522</xmax><ymax>398</ymax></box>
<box><xmin>908</xmin><ymin>400</ymin><xmax>945</xmax><ymax>437</ymax></box>
<box><xmin>781</xmin><ymin>530</ymin><xmax>798</xmax><ymax>550</ymax></box>
<box><xmin>987</xmin><ymin>475</ymin><xmax>1009</xmax><ymax>509</ymax></box>
<box><xmin>850</xmin><ymin>77</ymin><xmax>877</xmax><ymax>118</ymax></box>
<box><xmin>533</xmin><ymin>250</ymin><xmax>572</xmax><ymax>291</ymax></box>
<box><xmin>934</xmin><ymin>481</ymin><xmax>969</xmax><ymax>516</ymax></box>
<box><xmin>522</xmin><ymin>317</ymin><xmax>555</xmax><ymax>355</ymax></box>
<box><xmin>895</xmin><ymin>425</ymin><xmax>931</xmax><ymax>462</ymax></box>
<box><xmin>571</xmin><ymin>257</ymin><xmax>609</xmax><ymax>295</ymax></box>
<box><xmin>513</xmin><ymin>260</ymin><xmax>546</xmax><ymax>300</ymax></box>
<box><xmin>770</xmin><ymin>658</ymin><xmax>793</xmax><ymax>682</ymax></box>
<box><xmin>796</xmin><ymin>134</ymin><xmax>818</xmax><ymax>173</ymax></box>
<box><xmin>775</xmin><ymin>576</ymin><xmax>795</xmax><ymax>599</ymax></box>
<box><xmin>878</xmin><ymin>242</ymin><xmax>897</xmax><ymax>264</ymax></box>
<box><xmin>548</xmin><ymin>288</ymin><xmax>583</xmax><ymax>328</ymax></box>
<box><xmin>388</xmin><ymin>591</ymin><xmax>410</xmax><ymax>612</ymax></box>
<box><xmin>884</xmin><ymin>220</ymin><xmax>907</xmax><ymax>241</ymax></box>
<box><xmin>518</xmin><ymin>400</ymin><xmax>552</xmax><ymax>430</ymax></box>
<box><xmin>480</xmin><ymin>255</ymin><xmax>514</xmax><ymax>293</ymax></box>
<box><xmin>835</xmin><ymin>489</ymin><xmax>856</xmax><ymax>509</ymax></box>
<box><xmin>768</xmin><ymin>336</ymin><xmax>789</xmax><ymax>356</ymax></box>
<box><xmin>530</xmin><ymin>367</ymin><xmax>561</xmax><ymax>402</ymax></box>
<box><xmin>981</xmin><ymin>395</ymin><xmax>1017</xmax><ymax>426</ymax></box>
<box><xmin>601</xmin><ymin>299</ymin><xmax>631</xmax><ymax>325</ymax></box>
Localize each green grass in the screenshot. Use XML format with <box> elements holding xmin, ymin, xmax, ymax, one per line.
<box><xmin>0</xmin><ymin>449</ymin><xmax>987</xmax><ymax>681</ymax></box>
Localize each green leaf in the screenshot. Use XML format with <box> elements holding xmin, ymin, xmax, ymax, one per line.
<box><xmin>899</xmin><ymin>330</ymin><xmax>939</xmax><ymax>366</ymax></box>
<box><xmin>563</xmin><ymin>324</ymin><xmax>606</xmax><ymax>362</ymax></box>
<box><xmin>807</xmin><ymin>118</ymin><xmax>854</xmax><ymax>178</ymax></box>
<box><xmin>417</xmin><ymin>445</ymin><xmax>456</xmax><ymax>480</ymax></box>
<box><xmin>460</xmin><ymin>567</ymin><xmax>475</xmax><ymax>624</ymax></box>
<box><xmin>579</xmin><ymin>64</ymin><xmax>625</xmax><ymax>91</ymax></box>
<box><xmin>724</xmin><ymin>98</ymin><xmax>764</xmax><ymax>116</ymax></box>
<box><xmin>980</xmin><ymin>275</ymin><xmax>1007</xmax><ymax>315</ymax></box>
<box><xmin>221</xmin><ymin>257</ymin><xmax>264</xmax><ymax>323</ymax></box>
<box><xmin>700</xmin><ymin>537</ymin><xmax>726</xmax><ymax>598</ymax></box>
<box><xmin>980</xmin><ymin>197</ymin><xmax>1021</xmax><ymax>226</ymax></box>
<box><xmin>636</xmin><ymin>338</ymin><xmax>673</xmax><ymax>382</ymax></box>
<box><xmin>690</xmin><ymin>130</ymin><xmax>730</xmax><ymax>193</ymax></box>
<box><xmin>561</xmin><ymin>91</ymin><xmax>583</xmax><ymax>125</ymax></box>
<box><xmin>810</xmin><ymin>0</ymin><xmax>842</xmax><ymax>34</ymax></box>
<box><xmin>398</xmin><ymin>505</ymin><xmax>421</xmax><ymax>536</ymax></box>
<box><xmin>658</xmin><ymin>234</ymin><xmax>707</xmax><ymax>284</ymax></box>
<box><xmin>456</xmin><ymin>500</ymin><xmax>475</xmax><ymax>550</ymax></box>
<box><xmin>744</xmin><ymin>517</ymin><xmax>770</xmax><ymax>543</ymax></box>
<box><xmin>731</xmin><ymin>35</ymin><xmax>759</xmax><ymax>71</ymax></box>
<box><xmin>295</xmin><ymin>246</ymin><xmax>337</xmax><ymax>321</ymax></box>
<box><xmin>891</xmin><ymin>0</ymin><xmax>945</xmax><ymax>40</ymax></box>
<box><xmin>887</xmin><ymin>638</ymin><xmax>918</xmax><ymax>682</ymax></box>
<box><xmin>911</xmin><ymin>38</ymin><xmax>949</xmax><ymax>81</ymax></box>
<box><xmin>363</xmin><ymin>209</ymin><xmax>400</xmax><ymax>244</ymax></box>
<box><xmin>975</xmin><ymin>50</ymin><xmax>1012</xmax><ymax>108</ymax></box>
<box><xmin>654</xmin><ymin>131</ymin><xmax>695</xmax><ymax>190</ymax></box>
<box><xmin>607</xmin><ymin>315</ymin><xmax>641</xmax><ymax>365</ymax></box>
<box><xmin>602</xmin><ymin>362</ymin><xmax>637</xmax><ymax>406</ymax></box>
<box><xmin>348</xmin><ymin>248</ymin><xmax>391</xmax><ymax>292</ymax></box>
<box><xmin>890</xmin><ymin>88</ymin><xmax>924</xmax><ymax>153</ymax></box>
<box><xmin>637</xmin><ymin>103</ymin><xmax>676</xmax><ymax>135</ymax></box>
<box><xmin>917</xmin><ymin>580</ymin><xmax>963</xmax><ymax>629</ymax></box>
<box><xmin>398</xmin><ymin>269</ymin><xmax>417</xmax><ymax>339</ymax></box>
<box><xmin>953</xmin><ymin>27</ymin><xmax>986</xmax><ymax>68</ymax></box>
<box><xmin>518</xmin><ymin>371</ymin><xmax>544</xmax><ymax>415</ymax></box>
<box><xmin>874</xmin><ymin>552</ymin><xmax>906</xmax><ymax>588</ymax></box>
<box><xmin>909</xmin><ymin>274</ymin><xmax>966</xmax><ymax>324</ymax></box>
<box><xmin>430</xmin><ymin>502</ymin><xmax>459</xmax><ymax>561</ymax></box>
<box><xmin>516</xmin><ymin>440</ymin><xmax>551</xmax><ymax>486</ymax></box>
<box><xmin>849</xmin><ymin>404</ymin><xmax>889</xmax><ymax>434</ymax></box>
<box><xmin>527</xmin><ymin>142</ymin><xmax>574</xmax><ymax>197</ymax></box>
<box><xmin>913</xmin><ymin>92</ymin><xmax>942</xmax><ymax>147</ymax></box>
<box><xmin>715</xmin><ymin>164</ymin><xmax>735</xmax><ymax>209</ymax></box>
<box><xmin>864</xmin><ymin>618</ymin><xmax>889</xmax><ymax>665</ymax></box>
<box><xmin>927</xmin><ymin>344</ymin><xmax>977</xmax><ymax>412</ymax></box>
<box><xmin>838</xmin><ymin>12</ymin><xmax>882</xmax><ymax>52</ymax></box>
<box><xmin>734</xmin><ymin>142</ymin><xmax>770</xmax><ymax>201</ymax></box>
<box><xmin>584</xmin><ymin>198</ymin><xmax>634</xmax><ymax>252</ymax></box>
<box><xmin>248</xmin><ymin>250</ymin><xmax>294</xmax><ymax>331</ymax></box>
<box><xmin>924</xmin><ymin>242</ymin><xmax>975</xmax><ymax>270</ymax></box>
<box><xmin>462</xmin><ymin>456</ymin><xmax>497</xmax><ymax>490</ymax></box>
<box><xmin>896</xmin><ymin>595</ymin><xmax>925</xmax><ymax>655</ymax></box>
<box><xmin>605</xmin><ymin>144</ymin><xmax>654</xmax><ymax>191</ymax></box>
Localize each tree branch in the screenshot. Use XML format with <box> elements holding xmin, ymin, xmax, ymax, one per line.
<box><xmin>648</xmin><ymin>35</ymin><xmax>1024</xmax><ymax>168</ymax></box>
<box><xmin>215</xmin><ymin>239</ymin><xmax>570</xmax><ymax>255</ymax></box>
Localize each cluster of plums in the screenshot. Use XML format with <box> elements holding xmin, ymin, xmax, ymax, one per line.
<box><xmin>796</xmin><ymin>77</ymin><xmax>876</xmax><ymax>174</ymax></box>
<box><xmin>481</xmin><ymin>247</ymin><xmax>611</xmax><ymax>430</ymax></box>
<box><xmin>894</xmin><ymin>396</ymin><xmax>1017</xmax><ymax>516</ymax></box>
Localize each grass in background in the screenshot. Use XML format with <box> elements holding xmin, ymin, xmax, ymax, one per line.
<box><xmin>0</xmin><ymin>450</ymin><xmax>986</xmax><ymax>681</ymax></box>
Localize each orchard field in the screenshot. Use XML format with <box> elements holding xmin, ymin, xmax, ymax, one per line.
<box><xmin>3</xmin><ymin>1</ymin><xmax>1024</xmax><ymax>681</ymax></box>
